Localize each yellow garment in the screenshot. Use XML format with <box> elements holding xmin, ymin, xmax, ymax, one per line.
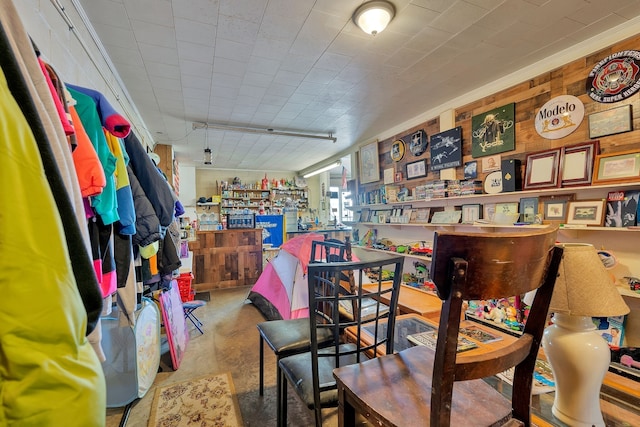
<box><xmin>103</xmin><ymin>130</ymin><xmax>130</xmax><ymax>191</ymax></box>
<box><xmin>0</xmin><ymin>67</ymin><xmax>105</xmax><ymax>425</ymax></box>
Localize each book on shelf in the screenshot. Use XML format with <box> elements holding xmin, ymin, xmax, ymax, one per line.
<box><xmin>606</xmin><ymin>191</ymin><xmax>625</xmax><ymax>228</ymax></box>
<box><xmin>407</xmin><ymin>330</ymin><xmax>478</xmax><ymax>353</ymax></box>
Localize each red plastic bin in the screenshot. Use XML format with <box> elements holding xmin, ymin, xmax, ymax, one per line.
<box><xmin>176</xmin><ymin>272</ymin><xmax>194</xmax><ymax>303</ymax></box>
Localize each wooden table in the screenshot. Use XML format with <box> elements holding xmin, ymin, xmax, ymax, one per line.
<box><xmin>362</xmin><ymin>283</ymin><xmax>442</xmax><ymax>320</ymax></box>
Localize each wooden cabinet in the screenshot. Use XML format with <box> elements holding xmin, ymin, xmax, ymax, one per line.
<box><xmin>188</xmin><ymin>229</ymin><xmax>262</xmax><ymax>290</ymax></box>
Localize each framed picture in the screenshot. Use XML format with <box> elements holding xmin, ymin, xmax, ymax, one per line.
<box><xmin>412</xmin><ymin>208</ymin><xmax>431</xmax><ymax>223</ymax></box>
<box><xmin>464</xmin><ymin>161</ymin><xmax>478</xmax><ymax>179</ymax></box>
<box><xmin>461</xmin><ymin>204</ymin><xmax>481</xmax><ymax>223</ymax></box>
<box><xmin>471</xmin><ymin>103</ymin><xmax>515</xmax><ymax>158</ymax></box>
<box><xmin>524</xmin><ymin>148</ymin><xmax>562</xmax><ymax>190</ymax></box>
<box><xmin>383</xmin><ymin>167</ymin><xmax>394</xmax><ymax>184</ymax></box>
<box><xmin>539</xmin><ymin>193</ymin><xmax>575</xmax><ymax>221</ymax></box>
<box><xmin>543</xmin><ymin>200</ymin><xmax>567</xmax><ymax>222</ymax></box>
<box><xmin>519</xmin><ymin>197</ymin><xmax>539</xmax><ymax>223</ymax></box>
<box><xmin>588</xmin><ymin>104</ymin><xmax>633</xmax><ymax>139</ymax></box>
<box><xmin>430</xmin><ymin>126</ymin><xmax>462</xmax><ymax>171</ymax></box>
<box><xmin>592</xmin><ymin>150</ymin><xmax>640</xmax><ymax>184</ymax></box>
<box><xmin>560</xmin><ymin>141</ymin><xmax>599</xmax><ymax>187</ymax></box>
<box><xmin>566</xmin><ymin>199</ymin><xmax>606</xmax><ymax>226</ymax></box>
<box><xmin>482</xmin><ymin>154</ymin><xmax>501</xmax><ymax>172</ymax></box>
<box><xmin>391</xmin><ymin>139</ymin><xmax>406</xmax><ymax>162</ymax></box>
<box><xmin>394</xmin><ymin>171</ymin><xmax>403</xmax><ymax>182</ymax></box>
<box><xmin>359</xmin><ymin>141</ymin><xmax>380</xmax><ymax>184</ymax></box>
<box><xmin>406</xmin><ymin>159</ymin><xmax>427</xmax><ymax>180</ymax></box>
<box><xmin>495</xmin><ymin>202</ymin><xmax>519</xmax><ymax>214</ymax></box>
<box><xmin>483</xmin><ymin>203</ymin><xmax>496</xmax><ymax>221</ymax></box>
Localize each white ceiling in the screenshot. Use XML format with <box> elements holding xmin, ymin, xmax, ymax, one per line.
<box><xmin>78</xmin><ymin>0</ymin><xmax>640</xmax><ymax>174</ymax></box>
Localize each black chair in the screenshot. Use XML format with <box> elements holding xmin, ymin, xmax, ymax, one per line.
<box><xmin>278</xmin><ymin>253</ymin><xmax>405</xmax><ymax>426</ymax></box>
<box><xmin>333</xmin><ymin>227</ymin><xmax>563</xmax><ymax>426</ymax></box>
<box><xmin>257</xmin><ymin>237</ymin><xmax>348</xmax><ymax>405</ymax></box>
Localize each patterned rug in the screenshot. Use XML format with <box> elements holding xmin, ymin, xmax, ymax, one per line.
<box><xmin>148</xmin><ymin>372</ymin><xmax>243</xmax><ymax>427</ymax></box>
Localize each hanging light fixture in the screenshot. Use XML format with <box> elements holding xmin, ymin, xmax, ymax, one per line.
<box><xmin>352</xmin><ymin>1</ymin><xmax>395</xmax><ymax>36</ymax></box>
<box><xmin>203</xmin><ymin>131</ymin><xmax>212</xmax><ymax>165</ymax></box>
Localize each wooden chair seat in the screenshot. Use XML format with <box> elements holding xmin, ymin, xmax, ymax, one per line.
<box><xmin>335</xmin><ymin>345</ymin><xmax>513</xmax><ymax>426</ymax></box>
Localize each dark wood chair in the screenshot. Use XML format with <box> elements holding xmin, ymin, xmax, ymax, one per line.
<box><xmin>256</xmin><ymin>237</ymin><xmax>349</xmax><ymax>413</ymax></box>
<box><xmin>278</xmin><ymin>253</ymin><xmax>405</xmax><ymax>426</ymax></box>
<box><xmin>333</xmin><ymin>227</ymin><xmax>563</xmax><ymax>427</ymax></box>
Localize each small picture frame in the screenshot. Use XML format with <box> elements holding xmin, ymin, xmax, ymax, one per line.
<box><xmin>592</xmin><ymin>150</ymin><xmax>640</xmax><ymax>185</ymax></box>
<box><xmin>519</xmin><ymin>197</ymin><xmax>539</xmax><ymax>223</ymax></box>
<box><xmin>406</xmin><ymin>159</ymin><xmax>428</xmax><ymax>180</ymax></box>
<box><xmin>524</xmin><ymin>148</ymin><xmax>562</xmax><ymax>190</ymax></box>
<box><xmin>412</xmin><ymin>208</ymin><xmax>431</xmax><ymax>223</ymax></box>
<box><xmin>483</xmin><ymin>203</ymin><xmax>496</xmax><ymax>221</ymax></box>
<box><xmin>461</xmin><ymin>204</ymin><xmax>482</xmax><ymax>223</ymax></box>
<box><xmin>544</xmin><ymin>200</ymin><xmax>567</xmax><ymax>222</ymax></box>
<box><xmin>495</xmin><ymin>202</ymin><xmax>519</xmax><ymax>214</ymax></box>
<box><xmin>464</xmin><ymin>161</ymin><xmax>478</xmax><ymax>179</ymax></box>
<box><xmin>482</xmin><ymin>154</ymin><xmax>501</xmax><ymax>172</ymax></box>
<box><xmin>588</xmin><ymin>104</ymin><xmax>633</xmax><ymax>139</ymax></box>
<box><xmin>560</xmin><ymin>141</ymin><xmax>599</xmax><ymax>187</ymax></box>
<box><xmin>394</xmin><ymin>171</ymin><xmax>403</xmax><ymax>182</ymax></box>
<box><xmin>566</xmin><ymin>199</ymin><xmax>606</xmax><ymax>226</ymax></box>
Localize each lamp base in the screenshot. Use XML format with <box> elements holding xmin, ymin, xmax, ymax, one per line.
<box><xmin>542</xmin><ymin>313</ymin><xmax>610</xmax><ymax>427</ymax></box>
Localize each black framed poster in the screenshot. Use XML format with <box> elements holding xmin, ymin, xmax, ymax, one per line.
<box><xmin>430</xmin><ymin>126</ymin><xmax>462</xmax><ymax>171</ymax></box>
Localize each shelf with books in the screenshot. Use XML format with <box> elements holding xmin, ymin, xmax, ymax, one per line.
<box><xmin>357</xmin><ymin>246</ymin><xmax>432</xmax><ymax>263</ymax></box>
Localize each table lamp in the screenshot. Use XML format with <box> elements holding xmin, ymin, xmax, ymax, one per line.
<box><xmin>542</xmin><ymin>243</ymin><xmax>630</xmax><ymax>427</ymax></box>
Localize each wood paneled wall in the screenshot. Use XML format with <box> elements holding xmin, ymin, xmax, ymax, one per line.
<box><xmin>362</xmin><ymin>33</ymin><xmax>640</xmax><ymax>194</ymax></box>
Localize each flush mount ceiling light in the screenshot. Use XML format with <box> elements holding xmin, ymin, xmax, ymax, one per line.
<box><xmin>353</xmin><ymin>0</ymin><xmax>395</xmax><ymax>35</ymax></box>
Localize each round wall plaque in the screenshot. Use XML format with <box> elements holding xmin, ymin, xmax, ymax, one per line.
<box><xmin>534</xmin><ymin>95</ymin><xmax>584</xmax><ymax>139</ymax></box>
<box><xmin>586</xmin><ymin>50</ymin><xmax>640</xmax><ymax>103</ymax></box>
<box><xmin>484</xmin><ymin>171</ymin><xmax>503</xmax><ymax>194</ymax></box>
<box><xmin>391</xmin><ymin>139</ymin><xmax>405</xmax><ymax>162</ymax></box>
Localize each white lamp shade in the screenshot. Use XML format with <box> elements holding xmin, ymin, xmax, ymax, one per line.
<box><xmin>353</xmin><ymin>1</ymin><xmax>395</xmax><ymax>35</ymax></box>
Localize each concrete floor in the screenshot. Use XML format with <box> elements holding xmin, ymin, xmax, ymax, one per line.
<box><xmin>105</xmin><ymin>286</ymin><xmax>337</xmax><ymax>427</ymax></box>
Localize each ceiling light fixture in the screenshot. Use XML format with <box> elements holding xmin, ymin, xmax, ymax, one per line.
<box><xmin>203</xmin><ymin>147</ymin><xmax>212</xmax><ymax>165</ymax></box>
<box><xmin>193</xmin><ymin>122</ymin><xmax>336</xmax><ymax>143</ymax></box>
<box><xmin>353</xmin><ymin>0</ymin><xmax>395</xmax><ymax>36</ymax></box>
<box><xmin>303</xmin><ymin>160</ymin><xmax>342</xmax><ymax>178</ymax></box>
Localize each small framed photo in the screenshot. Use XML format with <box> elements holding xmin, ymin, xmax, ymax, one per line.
<box><xmin>394</xmin><ymin>171</ymin><xmax>403</xmax><ymax>182</ymax></box>
<box><xmin>464</xmin><ymin>161</ymin><xmax>478</xmax><ymax>179</ymax></box>
<box><xmin>483</xmin><ymin>203</ymin><xmax>496</xmax><ymax>221</ymax></box>
<box><xmin>588</xmin><ymin>104</ymin><xmax>633</xmax><ymax>139</ymax></box>
<box><xmin>519</xmin><ymin>197</ymin><xmax>539</xmax><ymax>223</ymax></box>
<box><xmin>481</xmin><ymin>154</ymin><xmax>501</xmax><ymax>172</ymax></box>
<box><xmin>566</xmin><ymin>199</ymin><xmax>606</xmax><ymax>226</ymax></box>
<box><xmin>544</xmin><ymin>200</ymin><xmax>567</xmax><ymax>222</ymax></box>
<box><xmin>524</xmin><ymin>148</ymin><xmax>562</xmax><ymax>190</ymax></box>
<box><xmin>461</xmin><ymin>204</ymin><xmax>481</xmax><ymax>223</ymax></box>
<box><xmin>592</xmin><ymin>150</ymin><xmax>640</xmax><ymax>185</ymax></box>
<box><xmin>495</xmin><ymin>202</ymin><xmax>519</xmax><ymax>214</ymax></box>
<box><xmin>560</xmin><ymin>141</ymin><xmax>599</xmax><ymax>187</ymax></box>
<box><xmin>406</xmin><ymin>159</ymin><xmax>428</xmax><ymax>180</ymax></box>
<box><xmin>412</xmin><ymin>208</ymin><xmax>431</xmax><ymax>223</ymax></box>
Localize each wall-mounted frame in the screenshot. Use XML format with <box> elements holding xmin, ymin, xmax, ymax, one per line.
<box><xmin>588</xmin><ymin>104</ymin><xmax>633</xmax><ymax>139</ymax></box>
<box><xmin>406</xmin><ymin>159</ymin><xmax>427</xmax><ymax>180</ymax></box>
<box><xmin>524</xmin><ymin>148</ymin><xmax>562</xmax><ymax>190</ymax></box>
<box><xmin>461</xmin><ymin>204</ymin><xmax>481</xmax><ymax>223</ymax></box>
<box><xmin>430</xmin><ymin>126</ymin><xmax>462</xmax><ymax>171</ymax></box>
<box><xmin>359</xmin><ymin>141</ymin><xmax>380</xmax><ymax>184</ymax></box>
<box><xmin>464</xmin><ymin>161</ymin><xmax>478</xmax><ymax>179</ymax></box>
<box><xmin>560</xmin><ymin>140</ymin><xmax>599</xmax><ymax>187</ymax></box>
<box><xmin>539</xmin><ymin>193</ymin><xmax>575</xmax><ymax>222</ymax></box>
<box><xmin>471</xmin><ymin>103</ymin><xmax>515</xmax><ymax>158</ymax></box>
<box><xmin>519</xmin><ymin>197</ymin><xmax>539</xmax><ymax>223</ymax></box>
<box><xmin>543</xmin><ymin>200</ymin><xmax>568</xmax><ymax>222</ymax></box>
<box><xmin>592</xmin><ymin>150</ymin><xmax>640</xmax><ymax>185</ymax></box>
<box><xmin>391</xmin><ymin>139</ymin><xmax>406</xmax><ymax>162</ymax></box>
<box><xmin>566</xmin><ymin>199</ymin><xmax>606</xmax><ymax>226</ymax></box>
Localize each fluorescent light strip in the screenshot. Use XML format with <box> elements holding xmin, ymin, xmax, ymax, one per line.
<box><xmin>303</xmin><ymin>161</ymin><xmax>341</xmax><ymax>178</ymax></box>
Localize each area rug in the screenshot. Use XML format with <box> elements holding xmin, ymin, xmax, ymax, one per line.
<box><xmin>148</xmin><ymin>372</ymin><xmax>243</xmax><ymax>427</ymax></box>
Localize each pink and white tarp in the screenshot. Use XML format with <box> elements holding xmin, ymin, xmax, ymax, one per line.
<box><xmin>249</xmin><ymin>233</ymin><xmax>325</xmax><ymax>320</ymax></box>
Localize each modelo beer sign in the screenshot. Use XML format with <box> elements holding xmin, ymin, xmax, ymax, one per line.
<box><xmin>586</xmin><ymin>50</ymin><xmax>640</xmax><ymax>103</ymax></box>
<box><xmin>534</xmin><ymin>95</ymin><xmax>584</xmax><ymax>140</ymax></box>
